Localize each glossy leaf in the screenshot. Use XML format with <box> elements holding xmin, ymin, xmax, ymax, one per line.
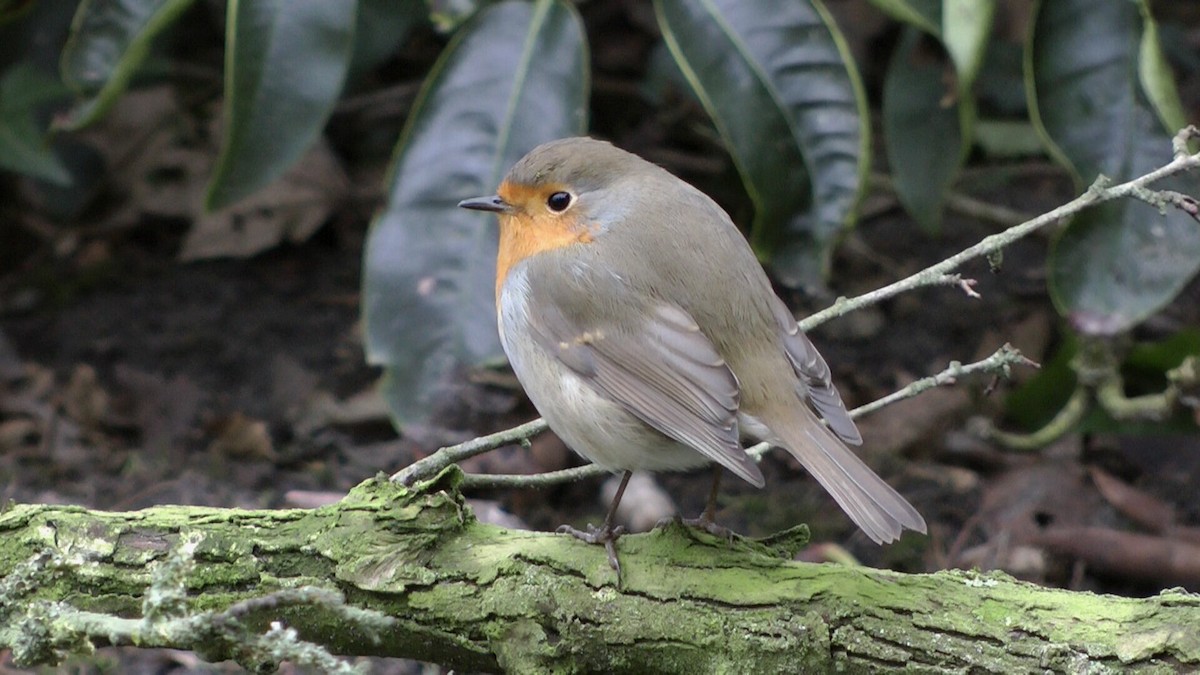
<box><xmin>58</xmin><ymin>0</ymin><xmax>194</xmax><ymax>129</ymax></box>
<box><xmin>205</xmin><ymin>0</ymin><xmax>355</xmax><ymax>210</ymax></box>
<box><xmin>1126</xmin><ymin>329</ymin><xmax>1200</xmax><ymax>373</ymax></box>
<box><xmin>362</xmin><ymin>0</ymin><xmax>587</xmax><ymax>426</ymax></box>
<box><xmin>0</xmin><ymin>61</ymin><xmax>70</xmax><ymax>183</ymax></box>
<box><xmin>882</xmin><ymin>28</ymin><xmax>968</xmax><ymax>234</ymax></box>
<box><xmin>1136</xmin><ymin>1</ymin><xmax>1187</xmax><ymax>134</ymax></box>
<box><xmin>974</xmin><ymin>120</ymin><xmax>1043</xmax><ymax>158</ymax></box>
<box><xmin>427</xmin><ymin>0</ymin><xmax>482</xmax><ymax>33</ymax></box>
<box><xmin>867</xmin><ymin>0</ymin><xmax>939</xmax><ymax>37</ymax></box>
<box><xmin>1005</xmin><ymin>331</ymin><xmax>1200</xmax><ymax>434</ymax></box>
<box><xmin>655</xmin><ymin>0</ymin><xmax>869</xmax><ymax>287</ymax></box>
<box><xmin>942</xmin><ymin>0</ymin><xmax>994</xmax><ymax>91</ymax></box>
<box><xmin>867</xmin><ymin>0</ymin><xmax>996</xmax><ymax>94</ymax></box>
<box><xmin>1029</xmin><ymin>0</ymin><xmax>1200</xmax><ymax>335</ymax></box>
<box><xmin>349</xmin><ymin>0</ymin><xmax>425</xmax><ymax>78</ymax></box>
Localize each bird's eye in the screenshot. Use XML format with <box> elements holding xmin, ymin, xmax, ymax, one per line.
<box><xmin>546</xmin><ymin>191</ymin><xmax>573</xmax><ymax>212</ymax></box>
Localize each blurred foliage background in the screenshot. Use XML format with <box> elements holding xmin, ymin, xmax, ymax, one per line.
<box><xmin>2</xmin><ymin>0</ymin><xmax>1199</xmax><ymax>528</ymax></box>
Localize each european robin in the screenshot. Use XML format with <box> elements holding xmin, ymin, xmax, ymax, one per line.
<box><xmin>460</xmin><ymin>137</ymin><xmax>925</xmax><ymax>571</ymax></box>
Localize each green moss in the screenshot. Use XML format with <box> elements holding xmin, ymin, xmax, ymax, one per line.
<box><xmin>3</xmin><ymin>478</ymin><xmax>1199</xmax><ymax>671</ymax></box>
<box><xmin>261</xmin><ymin>549</ymin><xmax>336</xmax><ymax>580</ymax></box>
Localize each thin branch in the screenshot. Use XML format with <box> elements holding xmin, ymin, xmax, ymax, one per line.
<box><xmin>459</xmin><ymin>345</ymin><xmax>1034</xmax><ymax>489</ymax></box>
<box><xmin>852</xmin><ymin>343</ymin><xmax>1036</xmax><ymax>420</ymax></box>
<box><xmin>802</xmin><ymin>126</ymin><xmax>1200</xmax><ymax>331</ymax></box>
<box><xmin>941</xmin><ymin>190</ymin><xmax>1032</xmax><ymax>229</ymax></box>
<box><xmin>461</xmin><ymin>463</ymin><xmax>607</xmax><ymax>491</ymax></box>
<box><xmin>974</xmin><ymin>387</ymin><xmax>1090</xmax><ymax>452</ymax></box>
<box><xmin>394</xmin><ymin>417</ymin><xmax>548</xmax><ymax>485</ymax></box>
<box><xmin>1127</xmin><ymin>185</ymin><xmax>1200</xmax><ymax>223</ymax></box>
<box><xmin>745</xmin><ymin>343</ymin><xmax>1035</xmax><ymax>461</ymax></box>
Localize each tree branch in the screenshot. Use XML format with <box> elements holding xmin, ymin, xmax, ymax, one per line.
<box><xmin>414</xmin><ymin>344</ymin><xmax>1035</xmax><ymax>491</ymax></box>
<box><xmin>2</xmin><ymin>474</ymin><xmax>1197</xmax><ymax>672</ymax></box>
<box><xmin>805</xmin><ymin>125</ymin><xmax>1200</xmax><ymax>329</ymax></box>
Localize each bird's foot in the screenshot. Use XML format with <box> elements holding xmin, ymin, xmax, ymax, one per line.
<box><xmin>557</xmin><ymin>523</ymin><xmax>627</xmax><ymax>575</ymax></box>
<box><xmin>656</xmin><ymin>514</ymin><xmax>737</xmax><ymax>543</ymax></box>
<box><xmin>681</xmin><ymin>515</ymin><xmax>737</xmax><ymax>542</ymax></box>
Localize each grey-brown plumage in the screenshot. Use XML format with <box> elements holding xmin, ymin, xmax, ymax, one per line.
<box><xmin>467</xmin><ymin>137</ymin><xmax>926</xmax><ymax>546</ymax></box>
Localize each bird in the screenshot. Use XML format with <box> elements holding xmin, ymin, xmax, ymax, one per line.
<box><xmin>459</xmin><ymin>137</ymin><xmax>925</xmax><ymax>573</ymax></box>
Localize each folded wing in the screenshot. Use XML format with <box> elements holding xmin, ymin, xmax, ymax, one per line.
<box><xmin>524</xmin><ymin>296</ymin><xmax>764</xmax><ymax>488</ymax></box>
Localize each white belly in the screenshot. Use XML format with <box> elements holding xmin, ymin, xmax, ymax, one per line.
<box><xmin>498</xmin><ymin>270</ymin><xmax>710</xmax><ymax>474</ymax></box>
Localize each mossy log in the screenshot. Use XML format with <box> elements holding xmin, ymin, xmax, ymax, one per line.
<box><xmin>0</xmin><ymin>468</ymin><xmax>1197</xmax><ymax>673</ymax></box>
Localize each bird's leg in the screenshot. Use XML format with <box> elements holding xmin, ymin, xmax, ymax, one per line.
<box><xmin>679</xmin><ymin>465</ymin><xmax>736</xmax><ymax>541</ymax></box>
<box><xmin>557</xmin><ymin>470</ymin><xmax>631</xmax><ymax>575</ymax></box>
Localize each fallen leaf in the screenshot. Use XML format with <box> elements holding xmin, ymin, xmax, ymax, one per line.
<box><xmin>180</xmin><ymin>138</ymin><xmax>348</xmax><ymax>260</ymax></box>
<box><xmin>64</xmin><ymin>363</ymin><xmax>108</xmax><ymax>428</ymax></box>
<box><xmin>1032</xmin><ymin>527</ymin><xmax>1200</xmax><ymax>589</ymax></box>
<box><xmin>207</xmin><ymin>411</ymin><xmax>275</xmax><ymax>461</ymax></box>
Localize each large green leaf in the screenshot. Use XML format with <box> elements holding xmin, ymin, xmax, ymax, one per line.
<box><xmin>1005</xmin><ymin>331</ymin><xmax>1200</xmax><ymax>433</ymax></box>
<box><xmin>868</xmin><ymin>0</ymin><xmax>994</xmax><ymax>95</ymax></box>
<box><xmin>348</xmin><ymin>0</ymin><xmax>425</xmax><ymax>78</ymax></box>
<box><xmin>869</xmin><ymin>0</ymin><xmax>990</xmax><ymax>219</ymax></box>
<box><xmin>942</xmin><ymin>0</ymin><xmax>994</xmax><ymax>92</ymax></box>
<box><xmin>427</xmin><ymin>0</ymin><xmax>483</xmax><ymax>33</ymax></box>
<box><xmin>866</xmin><ymin>0</ymin><xmax>939</xmax><ymax>37</ymax></box>
<box><xmin>1135</xmin><ymin>1</ymin><xmax>1187</xmax><ymax>135</ymax></box>
<box><xmin>0</xmin><ymin>61</ymin><xmax>71</xmax><ymax>183</ymax></box>
<box><xmin>654</xmin><ymin>0</ymin><xmax>869</xmax><ymax>288</ymax></box>
<box><xmin>1029</xmin><ymin>0</ymin><xmax>1200</xmax><ymax>335</ymax></box>
<box><xmin>205</xmin><ymin>0</ymin><xmax>355</xmax><ymax>210</ymax></box>
<box><xmin>882</xmin><ymin>28</ymin><xmax>969</xmax><ymax>234</ymax></box>
<box><xmin>58</xmin><ymin>0</ymin><xmax>194</xmax><ymax>129</ymax></box>
<box><xmin>362</xmin><ymin>0</ymin><xmax>587</xmax><ymax>426</ymax></box>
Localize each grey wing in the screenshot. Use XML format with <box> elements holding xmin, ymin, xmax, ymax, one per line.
<box><xmin>526</xmin><ymin>298</ymin><xmax>765</xmax><ymax>488</ymax></box>
<box><xmin>770</xmin><ymin>298</ymin><xmax>862</xmax><ymax>445</ymax></box>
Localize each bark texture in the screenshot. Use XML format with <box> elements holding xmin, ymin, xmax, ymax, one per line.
<box><xmin>0</xmin><ymin>468</ymin><xmax>1197</xmax><ymax>673</ymax></box>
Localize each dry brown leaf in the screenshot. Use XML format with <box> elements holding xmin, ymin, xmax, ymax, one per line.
<box><xmin>1089</xmin><ymin>467</ymin><xmax>1175</xmax><ymax>532</ymax></box>
<box><xmin>207</xmin><ymin>412</ymin><xmax>275</xmax><ymax>460</ymax></box>
<box><xmin>64</xmin><ymin>364</ymin><xmax>108</xmax><ymax>428</ymax></box>
<box><xmin>1032</xmin><ymin>527</ymin><xmax>1200</xmax><ymax>588</ymax></box>
<box><xmin>180</xmin><ymin>138</ymin><xmax>348</xmax><ymax>260</ymax></box>
<box><xmin>0</xmin><ymin>418</ymin><xmax>39</xmax><ymax>452</ymax></box>
<box><xmin>76</xmin><ymin>85</ymin><xmax>348</xmax><ymax>260</ymax></box>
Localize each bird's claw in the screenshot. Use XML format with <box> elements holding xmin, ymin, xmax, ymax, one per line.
<box><xmin>656</xmin><ymin>514</ymin><xmax>736</xmax><ymax>543</ymax></box>
<box><xmin>557</xmin><ymin>523</ymin><xmax>627</xmax><ymax>575</ymax></box>
<box><xmin>680</xmin><ymin>515</ymin><xmax>736</xmax><ymax>542</ymax></box>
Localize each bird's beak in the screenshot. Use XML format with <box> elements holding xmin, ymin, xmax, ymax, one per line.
<box><xmin>458</xmin><ymin>195</ymin><xmax>512</xmax><ymax>213</ymax></box>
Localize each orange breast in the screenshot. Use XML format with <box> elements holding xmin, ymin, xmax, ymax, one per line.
<box><xmin>494</xmin><ymin>181</ymin><xmax>595</xmax><ymax>302</ymax></box>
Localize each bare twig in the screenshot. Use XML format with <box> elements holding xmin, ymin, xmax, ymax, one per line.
<box><xmin>744</xmin><ymin>344</ymin><xmax>1034</xmax><ymax>461</ymax></box>
<box><xmin>803</xmin><ymin>126</ymin><xmax>1200</xmax><ymax>331</ymax></box>
<box><xmin>849</xmin><ymin>344</ymin><xmax>1036</xmax><ymax>420</ymax></box>
<box><xmin>461</xmin><ymin>463</ymin><xmax>606</xmax><ymax>491</ymax></box>
<box><xmin>394</xmin><ymin>418</ymin><xmax>547</xmax><ymax>485</ymax></box>
<box><xmin>452</xmin><ymin>344</ymin><xmax>1034</xmax><ymax>490</ymax></box>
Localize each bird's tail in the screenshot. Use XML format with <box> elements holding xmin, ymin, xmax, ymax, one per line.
<box><xmin>767</xmin><ymin>406</ymin><xmax>926</xmax><ymax>544</ymax></box>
